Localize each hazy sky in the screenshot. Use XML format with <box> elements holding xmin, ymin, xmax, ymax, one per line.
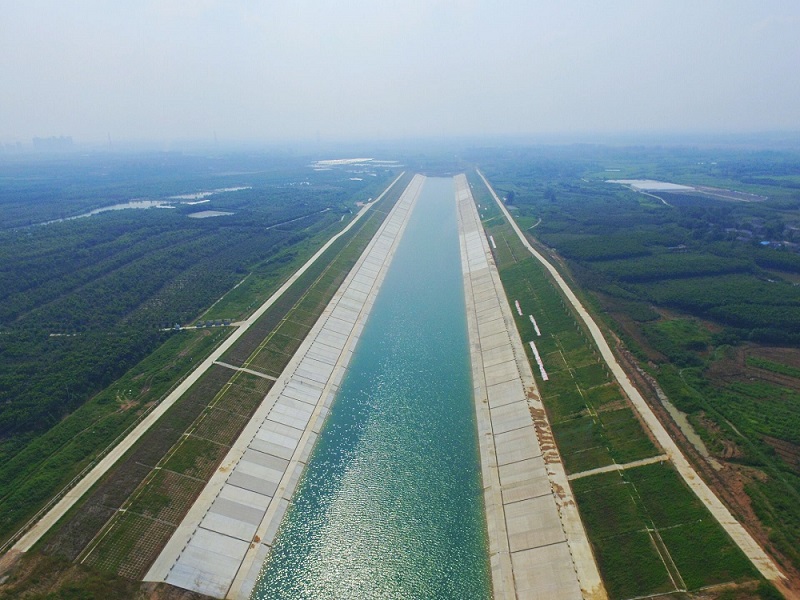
<box><xmin>2</xmin><ymin>0</ymin><xmax>799</xmax><ymax>144</ymax></box>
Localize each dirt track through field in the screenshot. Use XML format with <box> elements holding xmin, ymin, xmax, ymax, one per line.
<box><xmin>476</xmin><ymin>169</ymin><xmax>796</xmax><ymax>599</ymax></box>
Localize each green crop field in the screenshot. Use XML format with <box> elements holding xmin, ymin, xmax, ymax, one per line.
<box><xmin>573</xmin><ymin>463</ymin><xmax>758</xmax><ymax>598</ymax></box>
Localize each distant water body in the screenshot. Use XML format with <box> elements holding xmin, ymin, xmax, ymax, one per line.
<box><xmin>38</xmin><ymin>200</ymin><xmax>174</xmax><ymax>226</ymax></box>
<box><xmin>36</xmin><ymin>187</ymin><xmax>250</xmax><ymax>226</ymax></box>
<box><xmin>251</xmin><ymin>177</ymin><xmax>490</xmax><ymax>599</ymax></box>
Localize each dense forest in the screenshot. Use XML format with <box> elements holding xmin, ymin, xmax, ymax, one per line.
<box><xmin>0</xmin><ymin>152</ymin><xmax>394</xmax><ymax>459</ymax></box>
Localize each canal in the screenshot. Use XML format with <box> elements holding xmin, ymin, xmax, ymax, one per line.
<box><xmin>251</xmin><ymin>177</ymin><xmax>491</xmax><ymax>599</ymax></box>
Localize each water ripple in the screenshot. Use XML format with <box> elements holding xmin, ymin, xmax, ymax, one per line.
<box><xmin>252</xmin><ymin>178</ymin><xmax>490</xmax><ymax>599</ymax></box>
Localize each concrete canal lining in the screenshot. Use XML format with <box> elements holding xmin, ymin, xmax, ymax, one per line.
<box><xmin>455</xmin><ymin>174</ymin><xmax>606</xmax><ymax>600</ymax></box>
<box><xmin>145</xmin><ymin>175</ymin><xmax>425</xmax><ymax>599</ymax></box>
<box><xmin>249</xmin><ymin>176</ymin><xmax>491</xmax><ymax>598</ymax></box>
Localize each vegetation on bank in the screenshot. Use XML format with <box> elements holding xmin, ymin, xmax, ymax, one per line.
<box><xmin>474</xmin><ymin>145</ymin><xmax>800</xmax><ymax>582</ymax></box>
<box><xmin>470</xmin><ymin>166</ymin><xmax>771</xmax><ymax>598</ymax></box>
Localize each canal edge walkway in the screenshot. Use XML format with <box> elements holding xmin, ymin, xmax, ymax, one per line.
<box><xmin>144</xmin><ymin>175</ymin><xmax>425</xmax><ymax>599</ymax></box>
<box><xmin>455</xmin><ymin>174</ymin><xmax>606</xmax><ymax>600</ymax></box>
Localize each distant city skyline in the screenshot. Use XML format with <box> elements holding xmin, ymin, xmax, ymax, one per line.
<box><xmin>2</xmin><ymin>1</ymin><xmax>799</xmax><ymax>145</ymax></box>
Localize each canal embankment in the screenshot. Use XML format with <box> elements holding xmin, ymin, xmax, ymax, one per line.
<box><xmin>145</xmin><ymin>175</ymin><xmax>425</xmax><ymax>599</ymax></box>
<box><xmin>475</xmin><ymin>169</ymin><xmax>792</xmax><ymax>598</ymax></box>
<box><xmin>456</xmin><ymin>174</ymin><xmax>605</xmax><ymax>600</ymax></box>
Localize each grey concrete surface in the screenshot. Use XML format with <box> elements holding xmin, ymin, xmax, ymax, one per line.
<box><xmin>456</xmin><ymin>174</ymin><xmax>606</xmax><ymax>600</ymax></box>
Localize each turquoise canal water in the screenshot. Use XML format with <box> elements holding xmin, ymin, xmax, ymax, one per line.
<box><xmin>251</xmin><ymin>177</ymin><xmax>491</xmax><ymax>599</ymax></box>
